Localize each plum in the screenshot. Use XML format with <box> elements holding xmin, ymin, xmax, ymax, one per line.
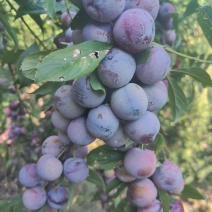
<box><xmin>86</xmin><ymin>105</ymin><xmax>119</xmax><ymax>140</ymax></box>
<box><xmin>97</xmin><ymin>47</ymin><xmax>136</xmax><ymax>88</ymax></box>
<box><xmin>18</xmin><ymin>163</ymin><xmax>41</xmax><ymax>187</ymax></box>
<box><xmin>113</xmin><ymin>9</ymin><xmax>155</xmax><ymax>54</ymax></box>
<box><xmin>37</xmin><ymin>154</ymin><xmax>63</xmax><ymax>181</ymax></box>
<box><xmin>63</xmin><ymin>157</ymin><xmax>89</xmax><ymax>183</ymax></box>
<box><xmin>137</xmin><ymin>199</ymin><xmax>163</xmax><ymax>212</ymax></box>
<box><xmin>53</xmin><ymin>85</ymin><xmax>85</xmax><ymax>119</ymax></box>
<box><xmin>162</xmin><ymin>30</ymin><xmax>176</xmax><ymax>45</ymax></box>
<box><xmin>82</xmin><ymin>21</ymin><xmax>114</xmax><ymax>44</ymax></box>
<box><xmin>124</xmin><ymin>148</ymin><xmax>157</xmax><ymax>179</ymax></box>
<box><xmin>71</xmin><ymin>75</ymin><xmax>106</xmax><ymax>108</ymax></box>
<box><xmin>127</xmin><ymin>178</ymin><xmax>157</xmax><ymax>207</ymax></box>
<box><xmin>170</xmin><ymin>200</ymin><xmax>184</xmax><ymax>212</ymax></box>
<box><xmin>47</xmin><ymin>186</ymin><xmax>69</xmax><ymax>209</ymax></box>
<box><xmin>141</xmin><ymin>81</ymin><xmax>168</xmax><ymax>111</ymax></box>
<box><xmin>22</xmin><ymin>186</ymin><xmax>47</xmax><ymax>210</ymax></box>
<box><xmin>58</xmin><ymin>131</ymin><xmax>73</xmax><ymax>145</ymax></box>
<box><xmin>82</xmin><ymin>0</ymin><xmax>125</xmax><ymax>23</ymax></box>
<box><xmin>152</xmin><ymin>160</ymin><xmax>183</xmax><ymax>193</ymax></box>
<box><xmin>41</xmin><ymin>135</ymin><xmax>64</xmax><ymax>157</ymax></box>
<box><xmin>110</xmin><ymin>83</ymin><xmax>148</xmax><ymax>121</ymax></box>
<box><xmin>136</xmin><ymin>45</ymin><xmax>171</xmax><ymax>85</ymax></box>
<box><xmin>67</xmin><ymin>116</ymin><xmax>95</xmax><ymax>146</ymax></box>
<box><xmin>124</xmin><ymin>0</ymin><xmax>160</xmax><ymax>20</ymax></box>
<box><xmin>158</xmin><ymin>3</ymin><xmax>176</xmax><ymax>21</ymax></box>
<box><xmin>115</xmin><ymin>166</ymin><xmax>136</xmax><ymax>183</ymax></box>
<box><xmin>124</xmin><ymin>111</ymin><xmax>160</xmax><ymax>144</ymax></box>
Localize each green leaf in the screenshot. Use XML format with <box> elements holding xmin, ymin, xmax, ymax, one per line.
<box><xmin>35</xmin><ymin>41</ymin><xmax>112</xmax><ymax>83</ymax></box>
<box><xmin>172</xmin><ymin>67</ymin><xmax>212</xmax><ymax>87</ymax></box>
<box><xmin>66</xmin><ymin>183</ymin><xmax>75</xmax><ymax>209</ymax></box>
<box><xmin>90</xmin><ymin>71</ymin><xmax>106</xmax><ymax>93</ymax></box>
<box><xmin>0</xmin><ymin>196</ymin><xmax>22</xmax><ymax>212</ymax></box>
<box><xmin>197</xmin><ymin>6</ymin><xmax>212</xmax><ymax>47</ymax></box>
<box><xmin>69</xmin><ymin>0</ymin><xmax>82</xmax><ymax>8</ymax></box>
<box><xmin>70</xmin><ymin>7</ymin><xmax>92</xmax><ymax>30</ymax></box>
<box><xmin>20</xmin><ymin>51</ymin><xmax>50</xmax><ymax>80</ymax></box>
<box><xmin>87</xmin><ymin>145</ymin><xmax>124</xmax><ymax>170</ymax></box>
<box><xmin>30</xmin><ymin>14</ymin><xmax>44</xmax><ymax>33</ymax></box>
<box><xmin>106</xmin><ymin>178</ymin><xmax>123</xmax><ymax>194</ymax></box>
<box><xmin>153</xmin><ymin>133</ymin><xmax>165</xmax><ymax>155</ymax></box>
<box><xmin>43</xmin><ymin>0</ymin><xmax>57</xmax><ymax>20</ymax></box>
<box><xmin>0</xmin><ymin>12</ymin><xmax>18</xmax><ymax>50</ymax></box>
<box><xmin>116</xmin><ymin>197</ymin><xmax>137</xmax><ymax>212</ymax></box>
<box><xmin>158</xmin><ymin>189</ymin><xmax>170</xmax><ymax>212</ymax></box>
<box><xmin>134</xmin><ymin>47</ymin><xmax>151</xmax><ymax>65</ymax></box>
<box><xmin>31</xmin><ymin>81</ymin><xmax>63</xmax><ymax>95</ymax></box>
<box><xmin>111</xmin><ymin>183</ymin><xmax>128</xmax><ymax>200</ymax></box>
<box><xmin>1</xmin><ymin>50</ymin><xmax>24</xmax><ymax>66</ymax></box>
<box><xmin>86</xmin><ymin>169</ymin><xmax>106</xmax><ymax>192</ymax></box>
<box><xmin>183</xmin><ymin>0</ymin><xmax>199</xmax><ymax>18</ymax></box>
<box><xmin>180</xmin><ymin>184</ymin><xmax>206</xmax><ymax>200</ymax></box>
<box><xmin>167</xmin><ymin>76</ymin><xmax>187</xmax><ymax>122</ymax></box>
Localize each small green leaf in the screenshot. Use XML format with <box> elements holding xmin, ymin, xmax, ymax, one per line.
<box><xmin>66</xmin><ymin>183</ymin><xmax>75</xmax><ymax>209</ymax></box>
<box><xmin>197</xmin><ymin>6</ymin><xmax>212</xmax><ymax>47</ymax></box>
<box><xmin>69</xmin><ymin>0</ymin><xmax>82</xmax><ymax>8</ymax></box>
<box><xmin>172</xmin><ymin>67</ymin><xmax>212</xmax><ymax>87</ymax></box>
<box><xmin>1</xmin><ymin>50</ymin><xmax>24</xmax><ymax>66</ymax></box>
<box><xmin>0</xmin><ymin>12</ymin><xmax>18</xmax><ymax>49</ymax></box>
<box><xmin>44</xmin><ymin>0</ymin><xmax>56</xmax><ymax>20</ymax></box>
<box><xmin>167</xmin><ymin>76</ymin><xmax>187</xmax><ymax>122</ymax></box>
<box><xmin>106</xmin><ymin>178</ymin><xmax>123</xmax><ymax>194</ymax></box>
<box><xmin>35</xmin><ymin>41</ymin><xmax>112</xmax><ymax>83</ymax></box>
<box><xmin>87</xmin><ymin>145</ymin><xmax>124</xmax><ymax>170</ymax></box>
<box><xmin>70</xmin><ymin>7</ymin><xmax>92</xmax><ymax>30</ymax></box>
<box><xmin>158</xmin><ymin>189</ymin><xmax>170</xmax><ymax>212</ymax></box>
<box><xmin>183</xmin><ymin>0</ymin><xmax>199</xmax><ymax>18</ymax></box>
<box><xmin>134</xmin><ymin>47</ymin><xmax>151</xmax><ymax>65</ymax></box>
<box><xmin>20</xmin><ymin>51</ymin><xmax>50</xmax><ymax>80</ymax></box>
<box><xmin>86</xmin><ymin>169</ymin><xmax>106</xmax><ymax>192</ymax></box>
<box><xmin>153</xmin><ymin>133</ymin><xmax>165</xmax><ymax>155</ymax></box>
<box><xmin>111</xmin><ymin>183</ymin><xmax>128</xmax><ymax>200</ymax></box>
<box><xmin>116</xmin><ymin>197</ymin><xmax>137</xmax><ymax>212</ymax></box>
<box><xmin>90</xmin><ymin>71</ymin><xmax>106</xmax><ymax>93</ymax></box>
<box><xmin>0</xmin><ymin>196</ymin><xmax>22</xmax><ymax>212</ymax></box>
<box><xmin>180</xmin><ymin>184</ymin><xmax>206</xmax><ymax>200</ymax></box>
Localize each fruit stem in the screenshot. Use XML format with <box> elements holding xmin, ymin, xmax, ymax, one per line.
<box><xmin>154</xmin><ymin>42</ymin><xmax>212</xmax><ymax>64</ymax></box>
<box><xmin>6</xmin><ymin>0</ymin><xmax>48</xmax><ymax>51</ymax></box>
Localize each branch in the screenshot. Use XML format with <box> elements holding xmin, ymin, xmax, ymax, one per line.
<box><xmin>154</xmin><ymin>42</ymin><xmax>212</xmax><ymax>64</ymax></box>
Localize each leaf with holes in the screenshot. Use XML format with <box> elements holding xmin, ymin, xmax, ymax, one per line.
<box><xmin>87</xmin><ymin>145</ymin><xmax>124</xmax><ymax>170</ymax></box>
<box><xmin>167</xmin><ymin>76</ymin><xmax>187</xmax><ymax>122</ymax></box>
<box><xmin>197</xmin><ymin>6</ymin><xmax>212</xmax><ymax>47</ymax></box>
<box><xmin>35</xmin><ymin>41</ymin><xmax>112</xmax><ymax>83</ymax></box>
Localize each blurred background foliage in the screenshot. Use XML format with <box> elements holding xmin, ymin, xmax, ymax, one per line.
<box><xmin>0</xmin><ymin>0</ymin><xmax>212</xmax><ymax>211</ymax></box>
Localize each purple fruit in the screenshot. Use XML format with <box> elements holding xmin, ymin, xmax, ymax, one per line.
<box><xmin>71</xmin><ymin>75</ymin><xmax>106</xmax><ymax>108</ymax></box>
<box><xmin>19</xmin><ymin>163</ymin><xmax>41</xmax><ymax>187</ymax></box>
<box><xmin>161</xmin><ymin>18</ymin><xmax>174</xmax><ymax>30</ymax></box>
<box><xmin>97</xmin><ymin>47</ymin><xmax>136</xmax><ymax>88</ymax></box>
<box><xmin>104</xmin><ymin>124</ymin><xmax>129</xmax><ymax>148</ymax></box>
<box><xmin>60</xmin><ymin>11</ymin><xmax>76</xmax><ymax>29</ymax></box>
<box><xmin>169</xmin><ymin>179</ymin><xmax>184</xmax><ymax>195</ymax></box>
<box><xmin>152</xmin><ymin>161</ymin><xmax>183</xmax><ymax>193</ymax></box>
<box><xmin>124</xmin><ymin>148</ymin><xmax>157</xmax><ymax>179</ymax></box>
<box><xmin>141</xmin><ymin>81</ymin><xmax>168</xmax><ymax>111</ymax></box>
<box><xmin>74</xmin><ymin>145</ymin><xmax>88</xmax><ymax>159</ymax></box>
<box><xmin>136</xmin><ymin>45</ymin><xmax>171</xmax><ymax>85</ymax></box>
<box><xmin>22</xmin><ymin>186</ymin><xmax>47</xmax><ymax>210</ymax></box>
<box><xmin>158</xmin><ymin>3</ymin><xmax>176</xmax><ymax>21</ymax></box>
<box><xmin>86</xmin><ymin>105</ymin><xmax>119</xmax><ymax>140</ymax></box>
<box><xmin>72</xmin><ymin>29</ymin><xmax>83</xmax><ymax>44</ymax></box>
<box><xmin>115</xmin><ymin>166</ymin><xmax>136</xmax><ymax>183</ymax></box>
<box><xmin>41</xmin><ymin>135</ymin><xmax>64</xmax><ymax>157</ymax></box>
<box><xmin>82</xmin><ymin>0</ymin><xmax>125</xmax><ymax>23</ymax></box>
<box><xmin>170</xmin><ymin>200</ymin><xmax>184</xmax><ymax>212</ymax></box>
<box><xmin>37</xmin><ymin>154</ymin><xmax>63</xmax><ymax>181</ymax></box>
<box><xmin>63</xmin><ymin>157</ymin><xmax>89</xmax><ymax>183</ymax></box>
<box><xmin>65</xmin><ymin>28</ymin><xmax>72</xmax><ymax>43</ymax></box>
<box><xmin>53</xmin><ymin>85</ymin><xmax>85</xmax><ymax>119</ymax></box>
<box><xmin>162</xmin><ymin>30</ymin><xmax>176</xmax><ymax>45</ymax></box>
<box><xmin>124</xmin><ymin>0</ymin><xmax>160</xmax><ymax>20</ymax></box>
<box><xmin>127</xmin><ymin>178</ymin><xmax>157</xmax><ymax>207</ymax></box>
<box><xmin>58</xmin><ymin>131</ymin><xmax>73</xmax><ymax>145</ymax></box>
<box><xmin>67</xmin><ymin>116</ymin><xmax>95</xmax><ymax>145</ymax></box>
<box><xmin>47</xmin><ymin>186</ymin><xmax>69</xmax><ymax>209</ymax></box>
<box><xmin>113</xmin><ymin>9</ymin><xmax>155</xmax><ymax>54</ymax></box>
<box><xmin>137</xmin><ymin>199</ymin><xmax>163</xmax><ymax>212</ymax></box>
<box><xmin>111</xmin><ymin>83</ymin><xmax>148</xmax><ymax>121</ymax></box>
<box><xmin>82</xmin><ymin>21</ymin><xmax>114</xmax><ymax>44</ymax></box>
<box><xmin>124</xmin><ymin>111</ymin><xmax>160</xmax><ymax>144</ymax></box>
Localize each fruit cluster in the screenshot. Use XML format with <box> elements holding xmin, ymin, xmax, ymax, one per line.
<box><xmin>18</xmin><ymin>0</ymin><xmax>185</xmax><ymax>211</ymax></box>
